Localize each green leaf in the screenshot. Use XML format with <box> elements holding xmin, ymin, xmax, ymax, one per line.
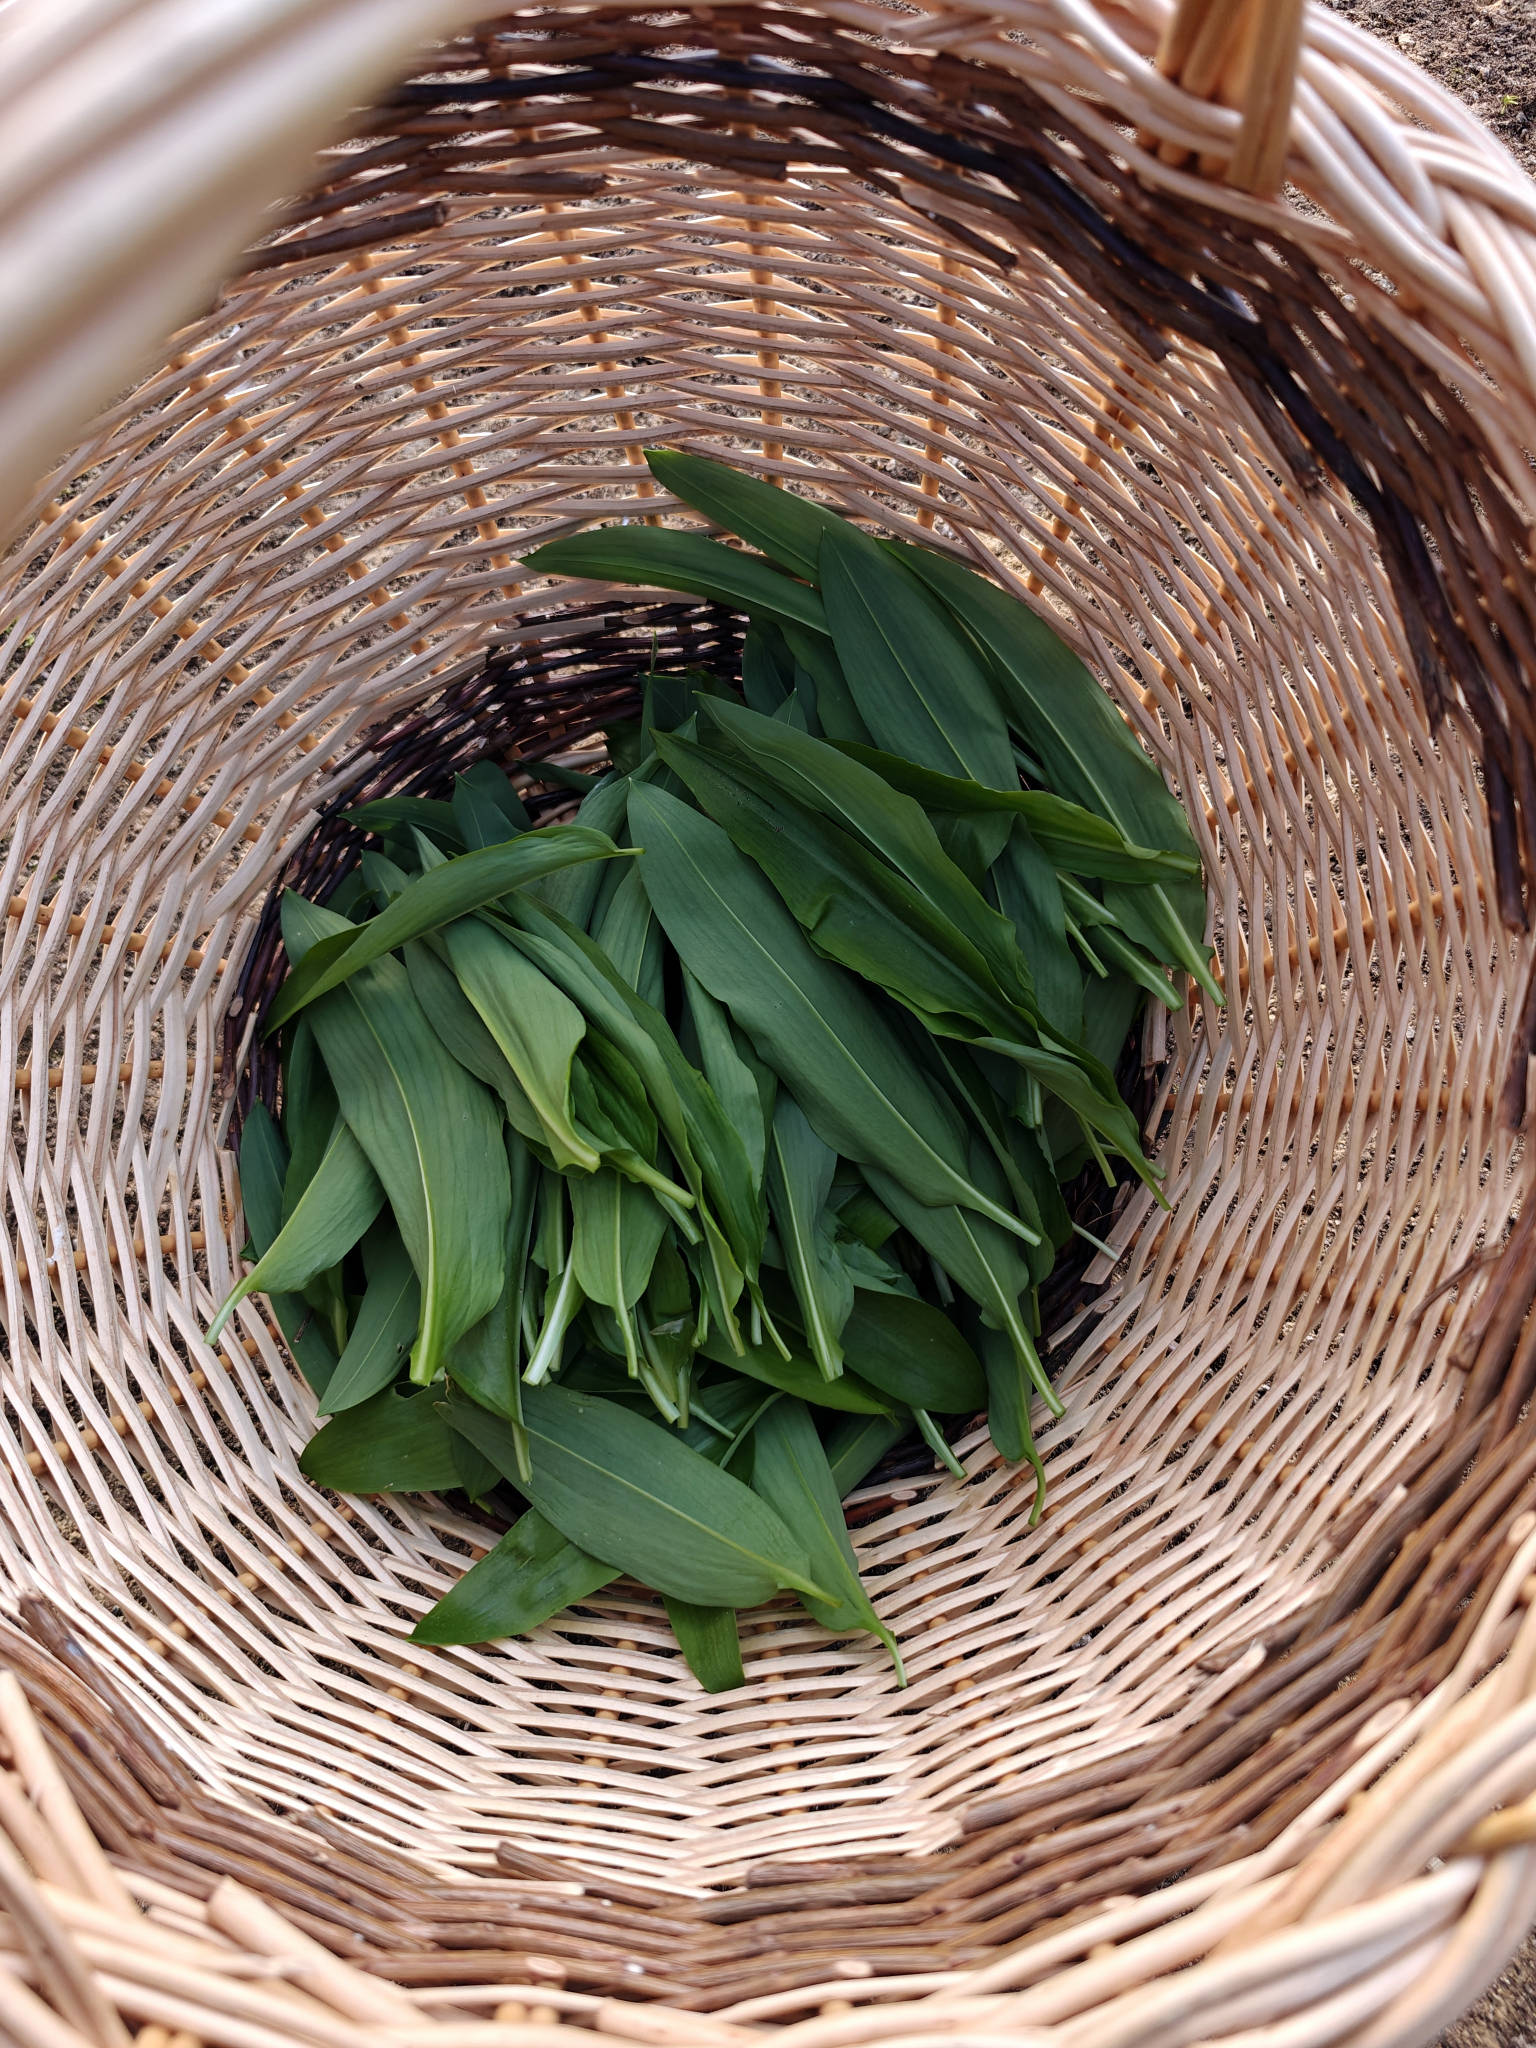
<box><xmin>319</xmin><ymin>1219</ymin><xmax>420</xmax><ymax>1414</ymax></box>
<box><xmin>346</xmin><ymin>796</ymin><xmax>464</xmax><ymax>848</ymax></box>
<box><xmin>655</xmin><ymin>731</ymin><xmax>1031</xmax><ymax>1046</ymax></box>
<box><xmin>741</xmin><ymin>621</ymin><xmax>793</xmax><ymax>714</ymax></box>
<box><xmin>644</xmin><ymin>448</ymin><xmax>846</xmax><ymax>582</ymax></box>
<box><xmin>818</xmin><ymin>526</ymin><xmax>1015</xmax><ymax>810</ymax></box>
<box><xmin>453</xmin><ymin>764</ymin><xmax>530</xmax><ymax>849</ymax></box>
<box><xmin>524</xmin><ymin>777</ymin><xmax>632</xmax><ymax>927</ymax></box>
<box><xmin>522</xmin><ymin>527</ymin><xmax>827</xmax><ymax>632</ymax></box>
<box><xmin>569</xmin><ymin>1169</ymin><xmax>668</xmax><ymax>1379</ymax></box>
<box><xmin>208</xmin><ymin>1118</ymin><xmax>382</xmax><ymax>1344</ymax></box>
<box><xmin>862</xmin><ymin>1164</ymin><xmax>1060</xmax><ymax>1419</ymax></box>
<box><xmin>494</xmin><ymin>896</ymin><xmax>763</xmax><ymax>1321</ymax></box>
<box><xmin>778</xmin><ymin>623</ymin><xmax>871</xmax><ymax>747</ymax></box>
<box><xmin>402</xmin><ymin>939</ymin><xmax>529</xmax><ymax>1122</ymax></box>
<box><xmin>266</xmin><ymin>827</ymin><xmax>629</xmax><ymax>1028</ymax></box>
<box><xmin>412</xmin><ymin>1511</ymin><xmax>618</xmax><ymax>1645</ymax></box>
<box><xmin>231</xmin><ymin>1102</ymin><xmax>337</xmax><ymax>1395</ymax></box>
<box><xmin>443</xmin><ymin>915</ymin><xmax>600</xmax><ymax>1173</ymax></box>
<box><xmin>766</xmin><ymin>1095</ymin><xmax>852</xmax><ymax>1381</ymax></box>
<box><xmin>664</xmin><ymin>1597</ymin><xmax>745</xmax><ymax>1693</ymax></box>
<box><xmin>300</xmin><ymin>1385</ymin><xmax>461</xmax><ymax>1493</ymax></box>
<box><xmin>446</xmin><ymin>1385</ymin><xmax>836</xmax><ymax>1607</ymax></box>
<box><xmin>832</xmin><ymin>745</ymin><xmax>1199</xmax><ymax>881</ymax></box>
<box><xmin>825</xmin><ymin>1412</ymin><xmax>909</xmax><ymax>1496</ymax></box>
<box><xmin>695</xmin><ymin>700</ymin><xmax>1036</xmax><ymax>1013</ymax></box>
<box><xmin>298</xmin><ymin>925</ymin><xmax>510</xmax><ymax>1385</ymax></box>
<box><xmin>975</xmin><ymin>1323</ymin><xmax>1047</xmax><ymax>1515</ymax></box>
<box><xmin>891</xmin><ymin>543</ymin><xmax>1220</xmax><ymax>1000</ymax></box>
<box><xmin>697</xmin><ymin>1328</ymin><xmax>893</xmax><ymax>1415</ymax></box>
<box><xmin>279</xmin><ymin>1019</ymin><xmax>339</xmax><ymax>1220</ymax></box>
<box><xmin>628</xmin><ymin>783</ymin><xmax>1037</xmax><ymax>1246</ymax></box>
<box><xmin>591</xmin><ymin>861</ymin><xmax>664</xmax><ymax>1009</ymax></box>
<box><xmin>749</xmin><ymin>1398</ymin><xmax>905</xmax><ymax>1681</ymax></box>
<box><xmin>449</xmin><ymin>1132</ymin><xmax>539</xmax><ymax>1477</ymax></box>
<box><xmin>840</xmin><ymin>1291</ymin><xmax>986</xmax><ymax>1414</ymax></box>
<box><xmin>991</xmin><ymin>828</ymin><xmax>1082</xmax><ymax>1047</ymax></box>
<box><xmin>682</xmin><ymin>967</ymin><xmax>769</xmax><ymax>1185</ymax></box>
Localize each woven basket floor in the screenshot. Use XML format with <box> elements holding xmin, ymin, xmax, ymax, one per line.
<box><xmin>5</xmin><ymin>0</ymin><xmax>1536</xmax><ymax>2035</ymax></box>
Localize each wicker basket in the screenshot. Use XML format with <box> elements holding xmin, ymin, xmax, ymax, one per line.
<box><xmin>4</xmin><ymin>0</ymin><xmax>1536</xmax><ymax>2041</ymax></box>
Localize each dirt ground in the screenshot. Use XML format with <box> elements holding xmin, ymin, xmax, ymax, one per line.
<box><xmin>1325</xmin><ymin>0</ymin><xmax>1536</xmax><ymax>167</ymax></box>
<box><xmin>1319</xmin><ymin>8</ymin><xmax>1536</xmax><ymax>2042</ymax></box>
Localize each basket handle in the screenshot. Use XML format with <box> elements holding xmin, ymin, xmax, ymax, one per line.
<box><xmin>1155</xmin><ymin>0</ymin><xmax>1307</xmax><ymax>197</ymax></box>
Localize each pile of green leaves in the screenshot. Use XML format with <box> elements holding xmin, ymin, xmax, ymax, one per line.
<box><xmin>212</xmin><ymin>450</ymin><xmax>1216</xmax><ymax>1692</ymax></box>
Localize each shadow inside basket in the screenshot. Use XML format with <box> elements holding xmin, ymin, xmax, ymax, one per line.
<box><xmin>222</xmin><ymin>592</ymin><xmax>1167</xmax><ymax>1520</ymax></box>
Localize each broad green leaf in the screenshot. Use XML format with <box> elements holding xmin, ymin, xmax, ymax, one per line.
<box><xmin>841</xmin><ymin>1291</ymin><xmax>986</xmax><ymax>1414</ymax></box>
<box><xmin>208</xmin><ymin>1118</ymin><xmax>382</xmax><ymax>1344</ymax></box>
<box><xmin>569</xmin><ymin>1169</ymin><xmax>668</xmax><ymax>1378</ymax></box>
<box><xmin>445</xmin><ymin>1385</ymin><xmax>835</xmax><ymax>1607</ymax></box>
<box><xmin>991</xmin><ymin>827</ymin><xmax>1082</xmax><ymax>1047</ymax></box>
<box><xmin>655</xmin><ymin>731</ymin><xmax>1030</xmax><ymax>1045</ymax></box>
<box><xmin>664</xmin><ymin>1597</ymin><xmax>745</xmax><ymax>1692</ymax></box>
<box><xmin>766</xmin><ymin>1095</ymin><xmax>852</xmax><ymax>1381</ymax></box>
<box><xmin>301</xmin><ymin>938</ymin><xmax>510</xmax><ymax>1385</ymax></box>
<box><xmin>592</xmin><ymin>861</ymin><xmax>665</xmax><ymax>1008</ymax></box>
<box><xmin>639</xmin><ymin>1230</ymin><xmax>697</xmax><ymax>1407</ymax></box>
<box><xmin>524</xmin><ymin>776</ymin><xmax>631</xmax><ymax>927</ymax></box>
<box><xmin>450</xmin><ymin>1432</ymin><xmax>502</xmax><ymax>1505</ymax></box>
<box><xmin>862</xmin><ymin>1164</ymin><xmax>1061</xmax><ymax>1419</ymax></box>
<box><xmin>522</xmin><ymin>527</ymin><xmax>828</xmax><ymax>632</ymax></box>
<box><xmin>444</xmin><ymin>916</ymin><xmax>599</xmax><ymax>1173</ymax></box>
<box><xmin>645</xmin><ymin>448</ymin><xmax>845</xmax><ymax>582</ymax></box>
<box><xmin>411</xmin><ymin>1511</ymin><xmax>617</xmax><ymax>1645</ymax></box>
<box><xmin>231</xmin><ymin>1101</ymin><xmax>337</xmax><ymax>1394</ymax></box>
<box><xmin>890</xmin><ymin>543</ymin><xmax>1221</xmax><ymax>1000</ymax></box>
<box><xmin>570</xmin><ymin>1049</ymin><xmax>695</xmax><ymax>1215</ymax></box>
<box><xmin>1084</xmin><ymin>914</ymin><xmax>1179</xmax><ymax>1009</ymax></box>
<box><xmin>779</xmin><ymin>623</ymin><xmax>871</xmax><ymax>746</ymax></box>
<box><xmin>835</xmin><ymin>1185</ymin><xmax>898</xmax><ymax>1251</ymax></box>
<box><xmin>976</xmin><ymin>1323</ymin><xmax>1047</xmax><ymax>1519</ymax></box>
<box><xmin>698</xmin><ymin>1327</ymin><xmax>893</xmax><ymax>1414</ymax></box>
<box><xmin>362</xmin><ymin>850</ymin><xmax>412</xmax><ymax>908</ymax></box>
<box><xmin>749</xmin><ymin>1398</ymin><xmax>905</xmax><ymax>1681</ymax></box>
<box><xmin>826</xmin><ymin>1412</ymin><xmax>909</xmax><ymax>1496</ymax></box>
<box><xmin>629</xmin><ymin>783</ymin><xmax>1037</xmax><ymax>1245</ymax></box>
<box><xmin>695</xmin><ymin>699</ymin><xmax>1036</xmax><ymax>1013</ymax></box>
<box><xmin>301</xmin><ymin>1385</ymin><xmax>461</xmax><ymax>1493</ymax></box>
<box><xmin>280</xmin><ymin>1019</ymin><xmax>339</xmax><ymax>1219</ymax></box>
<box><xmin>818</xmin><ymin>526</ymin><xmax>1015</xmax><ymax>815</ymax></box>
<box><xmin>685</xmin><ymin>1372</ymin><xmax>781</xmax><ymax>1448</ymax></box>
<box><xmin>449</xmin><ymin>1132</ymin><xmax>539</xmax><ymax>1478</ymax></box>
<box><xmin>402</xmin><ymin>939</ymin><xmax>534</xmax><ymax>1129</ymax></box>
<box><xmin>741</xmin><ymin>621</ymin><xmax>793</xmax><ymax>714</ymax></box>
<box><xmin>494</xmin><ymin>897</ymin><xmax>762</xmax><ymax>1310</ymax></box>
<box><xmin>319</xmin><ymin>1219</ymin><xmax>420</xmax><ymax>1414</ymax></box>
<box><xmin>267</xmin><ymin>827</ymin><xmax>628</xmax><ymax>1028</ymax></box>
<box><xmin>1078</xmin><ymin>970</ymin><xmax>1146</xmax><ymax>1077</ymax></box>
<box><xmin>346</xmin><ymin>795</ymin><xmax>463</xmax><ymax>847</ymax></box>
<box><xmin>833</xmin><ymin>745</ymin><xmax>1200</xmax><ymax>881</ymax></box>
<box><xmin>682</xmin><ymin>967</ymin><xmax>768</xmax><ymax>1184</ymax></box>
<box><xmin>453</xmin><ymin>764</ymin><xmax>530</xmax><ymax>849</ymax></box>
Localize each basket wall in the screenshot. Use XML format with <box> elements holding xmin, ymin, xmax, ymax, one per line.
<box><xmin>4</xmin><ymin>0</ymin><xmax>1536</xmax><ymax>2030</ymax></box>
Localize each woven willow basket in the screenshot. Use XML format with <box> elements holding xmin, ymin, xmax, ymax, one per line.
<box><xmin>7</xmin><ymin>0</ymin><xmax>1536</xmax><ymax>2042</ymax></box>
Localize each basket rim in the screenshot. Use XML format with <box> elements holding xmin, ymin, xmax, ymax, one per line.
<box><xmin>4</xmin><ymin>3</ymin><xmax>1536</xmax><ymax>2044</ymax></box>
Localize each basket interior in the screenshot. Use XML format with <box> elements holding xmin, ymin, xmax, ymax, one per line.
<box><xmin>0</xmin><ymin>1</ymin><xmax>1526</xmax><ymax>1999</ymax></box>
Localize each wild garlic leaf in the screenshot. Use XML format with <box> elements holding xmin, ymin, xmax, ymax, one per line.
<box><xmin>445</xmin><ymin>1385</ymin><xmax>836</xmax><ymax>1608</ymax></box>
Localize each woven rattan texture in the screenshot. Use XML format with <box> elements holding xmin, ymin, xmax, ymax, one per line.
<box><xmin>3</xmin><ymin>0</ymin><xmax>1536</xmax><ymax>2025</ymax></box>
